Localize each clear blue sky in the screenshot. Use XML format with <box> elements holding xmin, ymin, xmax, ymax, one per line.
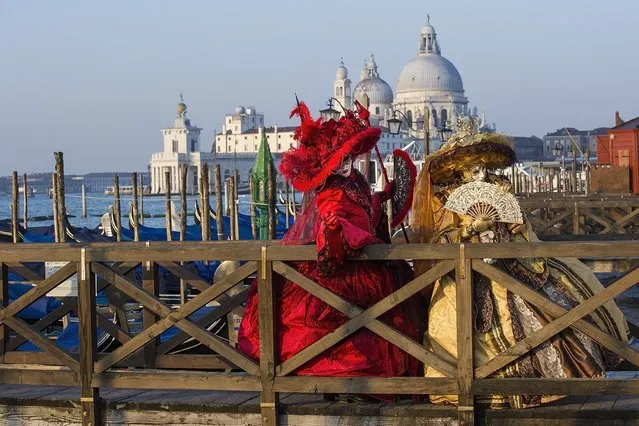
<box><xmin>1</xmin><ymin>0</ymin><xmax>637</xmax><ymax>175</ymax></box>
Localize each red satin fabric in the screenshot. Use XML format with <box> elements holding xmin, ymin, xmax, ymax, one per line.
<box><xmin>238</xmin><ymin>172</ymin><xmax>418</xmax><ymax>379</ymax></box>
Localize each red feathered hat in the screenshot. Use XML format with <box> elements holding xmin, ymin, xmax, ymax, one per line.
<box><xmin>280</xmin><ymin>100</ymin><xmax>381</xmax><ymax>192</ymax></box>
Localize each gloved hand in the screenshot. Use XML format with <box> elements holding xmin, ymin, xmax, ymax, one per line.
<box><xmin>471</xmin><ymin>217</ymin><xmax>494</xmax><ymax>233</ymax></box>
<box><xmin>380</xmin><ymin>180</ymin><xmax>395</xmax><ymax>202</ymax></box>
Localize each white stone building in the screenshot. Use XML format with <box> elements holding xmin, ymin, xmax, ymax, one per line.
<box><xmin>149</xmin><ymin>98</ymin><xmax>213</xmax><ymax>194</ymax></box>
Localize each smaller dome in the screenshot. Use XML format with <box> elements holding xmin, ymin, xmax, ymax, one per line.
<box><xmin>235</xmin><ymin>106</ymin><xmax>246</xmax><ymax>114</ymax></box>
<box><xmin>353</xmin><ymin>78</ymin><xmax>394</xmax><ymax>106</ymax></box>
<box><xmin>336</xmin><ymin>58</ymin><xmax>348</xmax><ymax>80</ymax></box>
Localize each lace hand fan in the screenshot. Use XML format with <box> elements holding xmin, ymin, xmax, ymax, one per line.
<box><xmin>444</xmin><ymin>181</ymin><xmax>523</xmax><ymax>224</ymax></box>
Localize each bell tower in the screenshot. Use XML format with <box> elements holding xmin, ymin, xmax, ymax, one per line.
<box><xmin>333</xmin><ymin>58</ymin><xmax>352</xmax><ymax>113</ymax></box>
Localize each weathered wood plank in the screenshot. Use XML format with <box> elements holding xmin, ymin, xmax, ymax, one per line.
<box><xmin>92</xmin><ymin>370</ymin><xmax>261</xmax><ymax>391</ymax></box>
<box><xmin>0</xmin><ymin>365</ymin><xmax>78</xmax><ymax>386</ymax></box>
<box><xmin>475</xmin><ymin>378</ymin><xmax>639</xmax><ymax>395</ymax></box>
<box><xmin>258</xmin><ymin>257</ymin><xmax>279</xmax><ymax>425</ymax></box>
<box><xmin>456</xmin><ymin>254</ymin><xmax>474</xmax><ymax>425</ymax></box>
<box><xmin>0</xmin><ymin>264</ymin><xmax>7</xmax><ymax>360</ymax></box>
<box><xmin>142</xmin><ymin>260</ymin><xmax>159</xmax><ymax>368</ymax></box>
<box><xmin>272</xmin><ymin>377</ymin><xmax>458</xmax><ymax>394</ymax></box>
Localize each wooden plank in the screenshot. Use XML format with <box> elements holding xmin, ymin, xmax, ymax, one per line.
<box><xmin>456</xmin><ymin>254</ymin><xmax>475</xmax><ymax>424</ymax></box>
<box><xmin>258</xmin><ymin>257</ymin><xmax>279</xmax><ymax>425</ymax></box>
<box><xmin>272</xmin><ymin>377</ymin><xmax>458</xmax><ymax>394</ymax></box>
<box><xmin>6</xmin><ymin>302</ymin><xmax>74</xmax><ymax>352</ymax></box>
<box><xmin>474</xmin><ymin>378</ymin><xmax>639</xmax><ymax>395</ymax></box>
<box><xmin>93</xmin><ymin>262</ymin><xmax>259</xmax><ymax>374</ymax></box>
<box><xmin>3</xmin><ymin>316</ymin><xmax>80</xmax><ymax>373</ymax></box>
<box><xmin>276</xmin><ymin>260</ymin><xmax>455</xmax><ymax>376</ymax></box>
<box><xmin>154</xmin><ymin>354</ymin><xmax>235</xmax><ymax>370</ymax></box>
<box><xmin>6</xmin><ymin>262</ymin><xmax>44</xmax><ymax>282</ymax></box>
<box><xmin>578</xmin><ymin>394</ymin><xmax>618</xmax><ymax>412</ymax></box>
<box><xmin>96</xmin><ymin>311</ymin><xmax>132</xmax><ymax>344</ymax></box>
<box><xmin>0</xmin><ymin>365</ymin><xmax>78</xmax><ymax>386</ymax></box>
<box><xmin>278</xmin><ymin>393</ymin><xmax>335</xmax><ymax>415</ymax></box>
<box><xmin>472</xmin><ymin>261</ymin><xmax>639</xmax><ymax>369</ymax></box>
<box><xmin>0</xmin><ymin>262</ymin><xmax>76</xmax><ymax>323</ymax></box>
<box><xmin>475</xmin><ymin>264</ymin><xmax>639</xmax><ymax>378</ymax></box>
<box><xmin>464</xmin><ymin>240</ymin><xmax>639</xmax><ymax>260</ymax></box>
<box><xmin>77</xmin><ymin>254</ymin><xmax>100</xmax><ymax>425</ymax></box>
<box><xmin>92</xmin><ymin>370</ymin><xmax>261</xmax><ymax>391</ymax></box>
<box><xmin>3</xmin><ymin>351</ymin><xmax>66</xmax><ymax>366</ymax></box>
<box><xmin>0</xmin><ymin>245</ymin><xmax>79</xmax><ymax>262</ymax></box>
<box><xmin>142</xmin><ymin>260</ymin><xmax>159</xmax><ymax>368</ymax></box>
<box><xmin>600</xmin><ymin>207</ymin><xmax>639</xmax><ymax>234</ymax></box>
<box><xmin>272</xmin><ymin>261</ymin><xmax>457</xmax><ymax>378</ymax></box>
<box><xmin>0</xmin><ymin>264</ymin><xmax>7</xmax><ymax>360</ymax></box>
<box><xmin>155</xmin><ymin>287</ymin><xmax>249</xmax><ymax>355</ymax></box>
<box><xmin>157</xmin><ymin>261</ymin><xmax>212</xmax><ymax>292</ymax></box>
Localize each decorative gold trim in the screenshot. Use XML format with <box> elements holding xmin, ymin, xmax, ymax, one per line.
<box><xmin>80</xmin><ymin>397</ymin><xmax>95</xmax><ymax>402</ymax></box>
<box><xmin>459</xmin><ymin>243</ymin><xmax>466</xmax><ymax>279</ymax></box>
<box><xmin>261</xmin><ymin>246</ymin><xmax>267</xmax><ymax>279</ymax></box>
<box><xmin>260</xmin><ymin>402</ymin><xmax>276</xmax><ymax>408</ymax></box>
<box><xmin>457</xmin><ymin>405</ymin><xmax>475</xmax><ymax>411</ymax></box>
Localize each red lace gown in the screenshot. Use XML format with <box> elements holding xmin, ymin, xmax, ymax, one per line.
<box><xmin>238</xmin><ymin>171</ymin><xmax>418</xmax><ymax>377</ymax></box>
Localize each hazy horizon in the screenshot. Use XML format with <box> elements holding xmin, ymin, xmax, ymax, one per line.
<box><xmin>2</xmin><ymin>0</ymin><xmax>637</xmax><ymax>175</ymax></box>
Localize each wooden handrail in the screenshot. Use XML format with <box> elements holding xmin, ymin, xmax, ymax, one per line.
<box><xmin>0</xmin><ymin>240</ymin><xmax>637</xmax><ymax>426</ymax></box>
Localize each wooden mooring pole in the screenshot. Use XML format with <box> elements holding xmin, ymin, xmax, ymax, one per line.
<box><xmin>164</xmin><ymin>170</ymin><xmax>172</xmax><ymax>242</ymax></box>
<box><xmin>11</xmin><ymin>171</ymin><xmax>19</xmax><ymax>243</ymax></box>
<box><xmin>229</xmin><ymin>176</ymin><xmax>237</xmax><ymax>240</ymax></box>
<box><xmin>285</xmin><ymin>180</ymin><xmax>290</xmax><ymax>229</ymax></box>
<box><xmin>132</xmin><ymin>172</ymin><xmax>140</xmax><ymax>242</ymax></box>
<box><xmin>113</xmin><ymin>175</ymin><xmax>121</xmax><ymax>242</ymax></box>
<box><xmin>22</xmin><ymin>173</ymin><xmax>28</xmax><ymax>231</ymax></box>
<box><xmin>54</xmin><ymin>152</ymin><xmax>67</xmax><ymax>243</ymax></box>
<box><xmin>202</xmin><ymin>164</ymin><xmax>210</xmax><ymax>242</ymax></box>
<box><xmin>52</xmin><ymin>174</ymin><xmax>59</xmax><ymax>242</ymax></box>
<box><xmin>81</xmin><ymin>184</ymin><xmax>87</xmax><ymax>218</ymax></box>
<box><xmin>234</xmin><ymin>169</ymin><xmax>240</xmax><ymax>239</ymax></box>
<box><xmin>179</xmin><ymin>164</ymin><xmax>187</xmax><ymax>242</ymax></box>
<box><xmin>140</xmin><ymin>173</ymin><xmax>145</xmax><ymax>225</ymax></box>
<box><xmin>214</xmin><ymin>165</ymin><xmax>224</xmax><ymax>241</ymax></box>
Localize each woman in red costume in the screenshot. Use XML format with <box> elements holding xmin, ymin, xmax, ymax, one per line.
<box><xmin>237</xmin><ymin>100</ymin><xmax>418</xmax><ymax>380</ymax></box>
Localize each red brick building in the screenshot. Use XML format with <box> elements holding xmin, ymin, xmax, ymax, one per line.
<box><xmin>597</xmin><ymin>113</ymin><xmax>639</xmax><ymax>193</ymax></box>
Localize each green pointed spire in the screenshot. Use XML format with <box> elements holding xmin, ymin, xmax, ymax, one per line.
<box><xmin>251</xmin><ymin>128</ymin><xmax>275</xmax><ymax>239</ymax></box>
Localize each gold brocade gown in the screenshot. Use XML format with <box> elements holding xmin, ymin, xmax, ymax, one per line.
<box><xmin>413</xmin><ymin>189</ymin><xmax>629</xmax><ymax>409</ymax></box>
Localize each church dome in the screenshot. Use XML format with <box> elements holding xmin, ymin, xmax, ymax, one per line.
<box><xmin>235</xmin><ymin>105</ymin><xmax>246</xmax><ymax>114</ymax></box>
<box><xmin>397</xmin><ymin>54</ymin><xmax>464</xmax><ymax>93</ymax></box>
<box><xmin>396</xmin><ymin>16</ymin><xmax>464</xmax><ymax>95</ymax></box>
<box><xmin>353</xmin><ymin>54</ymin><xmax>393</xmax><ymax>106</ymax></box>
<box><xmin>336</xmin><ymin>59</ymin><xmax>348</xmax><ymax>80</ymax></box>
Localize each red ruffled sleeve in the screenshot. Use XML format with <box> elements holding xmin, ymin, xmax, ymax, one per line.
<box><xmin>315</xmin><ymin>185</ymin><xmax>380</xmax><ymax>276</ymax></box>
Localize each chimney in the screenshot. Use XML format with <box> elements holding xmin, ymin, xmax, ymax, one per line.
<box><xmin>615</xmin><ymin>111</ymin><xmax>624</xmax><ymax>126</ymax></box>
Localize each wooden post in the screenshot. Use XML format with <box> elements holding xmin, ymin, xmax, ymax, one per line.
<box><xmin>77</xmin><ymin>249</ymin><xmax>101</xmax><ymax>425</ymax></box>
<box><xmin>22</xmin><ymin>173</ymin><xmax>28</xmax><ymax>230</ymax></box>
<box><xmin>267</xmin><ymin>162</ymin><xmax>277</xmax><ymax>240</ymax></box>
<box><xmin>573</xmin><ymin>202</ymin><xmax>581</xmax><ymax>235</ymax></box>
<box><xmin>132</xmin><ymin>173</ymin><xmax>140</xmax><ymax>242</ymax></box>
<box><xmin>179</xmin><ymin>164</ymin><xmax>187</xmax><ymax>242</ymax></box>
<box><xmin>258</xmin><ymin>251</ymin><xmax>279</xmax><ymax>425</ymax></box>
<box><xmin>234</xmin><ymin>169</ymin><xmax>240</xmax><ymax>239</ymax></box>
<box><xmin>54</xmin><ymin>152</ymin><xmax>67</xmax><ymax>243</ymax></box>
<box><xmin>164</xmin><ymin>170</ymin><xmax>172</xmax><ymax>242</ymax></box>
<box><xmin>224</xmin><ymin>178</ymin><xmax>230</xmax><ymax>217</ymax></box>
<box><xmin>214</xmin><ymin>165</ymin><xmax>225</xmax><ymax>241</ymax></box>
<box><xmin>249</xmin><ymin>176</ymin><xmax>258</xmax><ymax>239</ymax></box>
<box><xmin>11</xmin><ymin>171</ymin><xmax>19</xmax><ymax>243</ymax></box>
<box><xmin>456</xmin><ymin>249</ymin><xmax>474</xmax><ymax>425</ymax></box>
<box><xmin>510</xmin><ymin>165</ymin><xmax>516</xmax><ymax>195</ymax></box>
<box><xmin>585</xmin><ymin>144</ymin><xmax>591</xmax><ymax>196</ymax></box>
<box><xmin>113</xmin><ymin>175</ymin><xmax>122</xmax><ymax>242</ymax></box>
<box><xmin>291</xmin><ymin>185</ymin><xmax>297</xmax><ymax>219</ymax></box>
<box><xmin>143</xmin><ymin>254</ymin><xmax>159</xmax><ymax>367</ymax></box>
<box><xmin>81</xmin><ymin>184</ymin><xmax>87</xmax><ymax>218</ymax></box>
<box><xmin>284</xmin><ymin>180</ymin><xmax>290</xmax><ymax>229</ymax></box>
<box><xmin>229</xmin><ymin>176</ymin><xmax>237</xmax><ymax>240</ymax></box>
<box><xmin>202</xmin><ymin>164</ymin><xmax>211</xmax><ymax>242</ymax></box>
<box><xmin>52</xmin><ymin>174</ymin><xmax>59</xmax><ymax>242</ymax></box>
<box><xmin>0</xmin><ymin>263</ymin><xmax>8</xmax><ymax>361</ymax></box>
<box><xmin>140</xmin><ymin>174</ymin><xmax>145</xmax><ymax>225</ymax></box>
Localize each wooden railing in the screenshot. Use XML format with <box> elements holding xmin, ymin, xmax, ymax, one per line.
<box><xmin>519</xmin><ymin>196</ymin><xmax>639</xmax><ymax>238</ymax></box>
<box><xmin>0</xmin><ymin>240</ymin><xmax>638</xmax><ymax>426</ymax></box>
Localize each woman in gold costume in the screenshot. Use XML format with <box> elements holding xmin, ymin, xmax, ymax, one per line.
<box><xmin>411</xmin><ymin>120</ymin><xmax>629</xmax><ymax>408</ymax></box>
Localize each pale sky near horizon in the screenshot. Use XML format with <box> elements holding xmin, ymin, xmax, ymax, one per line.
<box><xmin>1</xmin><ymin>0</ymin><xmax>637</xmax><ymax>175</ymax></box>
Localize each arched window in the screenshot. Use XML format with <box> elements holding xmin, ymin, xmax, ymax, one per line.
<box><xmin>431</xmin><ymin>108</ymin><xmax>438</xmax><ymax>128</ymax></box>
<box><xmin>406</xmin><ymin>110</ymin><xmax>413</xmax><ymax>127</ymax></box>
<box><xmin>441</xmin><ymin>109</ymin><xmax>448</xmax><ymax>127</ymax></box>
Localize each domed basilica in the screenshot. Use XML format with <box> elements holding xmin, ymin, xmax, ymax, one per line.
<box><xmin>331</xmin><ymin>16</ymin><xmax>493</xmax><ymax>152</ymax></box>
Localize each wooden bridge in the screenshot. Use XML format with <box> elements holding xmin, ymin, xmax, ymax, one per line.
<box><xmin>0</xmin><ymin>240</ymin><xmax>638</xmax><ymax>425</ymax></box>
